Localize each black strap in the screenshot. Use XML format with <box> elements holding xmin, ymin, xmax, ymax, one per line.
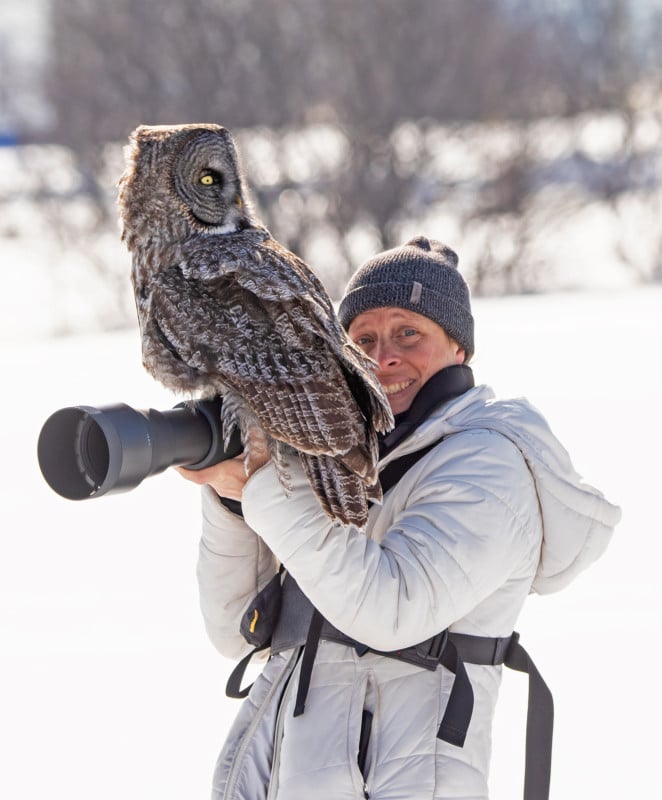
<box><xmin>504</xmin><ymin>635</ymin><xmax>554</xmax><ymax>800</ymax></box>
<box><xmin>379</xmin><ymin>440</ymin><xmax>440</xmax><ymax>495</ymax></box>
<box><xmin>377</xmin><ymin>364</ymin><xmax>474</xmax><ymax>496</ymax></box>
<box><xmin>436</xmin><ymin>637</ymin><xmax>474</xmax><ymax>747</ymax></box>
<box><xmin>227</xmin><ymin>624</ymin><xmax>552</xmax><ymax>800</ymax></box>
<box><xmin>289</xmin><ymin>625</ymin><xmax>552</xmax><ymax>800</ymax></box>
<box><xmin>293</xmin><ymin>608</ymin><xmax>324</xmax><ymax>717</ymax></box>
<box><xmin>225</xmin><ymin>640</ymin><xmax>271</xmax><ymax>699</ymax></box>
<box><xmin>451</xmin><ymin>631</ymin><xmax>554</xmax><ymax>800</ymax></box>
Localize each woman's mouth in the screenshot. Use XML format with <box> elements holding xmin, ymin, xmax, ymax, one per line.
<box><xmin>382</xmin><ymin>379</ymin><xmax>415</xmax><ymax>396</ymax></box>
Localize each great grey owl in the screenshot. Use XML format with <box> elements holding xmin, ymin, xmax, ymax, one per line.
<box><xmin>117</xmin><ymin>123</ymin><xmax>393</xmax><ymax>527</ymax></box>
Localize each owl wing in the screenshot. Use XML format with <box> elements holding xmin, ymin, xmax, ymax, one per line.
<box><xmin>147</xmin><ymin>262</ymin><xmax>380</xmax><ymax>480</ymax></box>
<box><xmin>181</xmin><ymin>230</ymin><xmax>393</xmax><ymax>436</ymax></box>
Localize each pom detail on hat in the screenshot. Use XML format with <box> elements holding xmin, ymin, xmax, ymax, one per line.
<box><xmin>408</xmin><ymin>235</ymin><xmax>432</xmax><ymax>252</ymax></box>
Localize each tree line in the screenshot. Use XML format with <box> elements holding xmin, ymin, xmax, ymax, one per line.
<box><xmin>4</xmin><ymin>0</ymin><xmax>662</xmax><ymax>329</ymax></box>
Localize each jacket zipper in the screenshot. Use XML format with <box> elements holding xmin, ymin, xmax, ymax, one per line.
<box><xmin>224</xmin><ymin>649</ymin><xmax>299</xmax><ymax>799</ymax></box>
<box><xmin>265</xmin><ymin>656</ymin><xmax>299</xmax><ymax>800</ymax></box>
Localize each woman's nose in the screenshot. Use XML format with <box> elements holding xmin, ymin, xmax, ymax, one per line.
<box><xmin>373</xmin><ymin>340</ymin><xmax>401</xmax><ymax>369</ymax></box>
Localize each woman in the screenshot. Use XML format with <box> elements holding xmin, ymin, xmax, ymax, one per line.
<box><xmin>181</xmin><ymin>237</ymin><xmax>620</xmax><ymax>800</ymax></box>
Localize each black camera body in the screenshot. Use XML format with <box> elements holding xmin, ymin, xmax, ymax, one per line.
<box><xmin>37</xmin><ymin>397</ymin><xmax>242</xmax><ymax>500</ymax></box>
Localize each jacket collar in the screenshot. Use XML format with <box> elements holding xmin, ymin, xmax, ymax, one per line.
<box><xmin>379</xmin><ymin>364</ymin><xmax>474</xmax><ymax>458</ymax></box>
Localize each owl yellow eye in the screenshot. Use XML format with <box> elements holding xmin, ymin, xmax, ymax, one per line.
<box><xmin>200</xmin><ymin>173</ymin><xmax>215</xmax><ymax>185</ymax></box>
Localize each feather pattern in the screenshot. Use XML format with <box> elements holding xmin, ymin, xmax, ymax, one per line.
<box><xmin>118</xmin><ymin>123</ymin><xmax>393</xmax><ymax>527</ymax></box>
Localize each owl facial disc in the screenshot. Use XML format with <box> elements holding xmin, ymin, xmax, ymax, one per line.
<box><xmin>172</xmin><ymin>129</ymin><xmax>241</xmax><ymax>227</ymax></box>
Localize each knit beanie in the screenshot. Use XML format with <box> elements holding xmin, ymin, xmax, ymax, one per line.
<box><xmin>338</xmin><ymin>236</ymin><xmax>474</xmax><ymax>360</ymax></box>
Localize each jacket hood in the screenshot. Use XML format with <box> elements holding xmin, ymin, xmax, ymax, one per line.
<box><xmin>387</xmin><ymin>384</ymin><xmax>621</xmax><ymax>595</ymax></box>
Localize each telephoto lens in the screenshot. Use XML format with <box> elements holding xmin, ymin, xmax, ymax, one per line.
<box><xmin>37</xmin><ymin>397</ymin><xmax>242</xmax><ymax>500</ymax></box>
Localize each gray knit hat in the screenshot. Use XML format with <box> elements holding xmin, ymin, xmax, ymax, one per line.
<box><xmin>338</xmin><ymin>236</ymin><xmax>474</xmax><ymax>359</ymax></box>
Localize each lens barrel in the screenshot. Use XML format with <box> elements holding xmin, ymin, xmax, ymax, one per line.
<box><xmin>37</xmin><ymin>398</ymin><xmax>242</xmax><ymax>500</ymax></box>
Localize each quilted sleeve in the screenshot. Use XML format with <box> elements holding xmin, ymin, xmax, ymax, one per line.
<box><xmin>197</xmin><ymin>486</ymin><xmax>279</xmax><ymax>658</ymax></box>
<box><xmin>241</xmin><ymin>429</ymin><xmax>542</xmax><ymax>651</ymax></box>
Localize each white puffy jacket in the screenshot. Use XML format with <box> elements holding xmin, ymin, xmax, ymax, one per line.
<box><xmin>197</xmin><ymin>385</ymin><xmax>621</xmax><ymax>800</ymax></box>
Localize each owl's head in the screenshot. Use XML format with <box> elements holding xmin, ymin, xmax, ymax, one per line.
<box><xmin>118</xmin><ymin>123</ymin><xmax>254</xmax><ymax>249</ymax></box>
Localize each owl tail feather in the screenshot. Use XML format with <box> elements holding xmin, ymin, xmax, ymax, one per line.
<box><xmin>299</xmin><ymin>452</ymin><xmax>377</xmax><ymax>529</ymax></box>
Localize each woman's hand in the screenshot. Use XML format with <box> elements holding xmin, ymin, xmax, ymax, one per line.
<box><xmin>175</xmin><ymin>426</ymin><xmax>270</xmax><ymax>500</ymax></box>
<box><xmin>176</xmin><ymin>425</ymin><xmax>270</xmax><ymax>500</ymax></box>
<box><xmin>175</xmin><ymin>455</ymin><xmax>250</xmax><ymax>500</ymax></box>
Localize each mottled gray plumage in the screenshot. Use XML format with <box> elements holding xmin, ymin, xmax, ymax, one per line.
<box><xmin>117</xmin><ymin>123</ymin><xmax>393</xmax><ymax>527</ymax></box>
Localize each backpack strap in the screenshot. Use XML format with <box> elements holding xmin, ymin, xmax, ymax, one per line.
<box><xmin>378</xmin><ymin>439</ymin><xmax>439</xmax><ymax>494</ymax></box>
<box><xmin>505</xmin><ymin>636</ymin><xmax>554</xmax><ymax>800</ymax></box>
<box><xmin>227</xmin><ymin>586</ymin><xmax>553</xmax><ymax>800</ymax></box>
<box><xmin>451</xmin><ymin>631</ymin><xmax>554</xmax><ymax>800</ymax></box>
<box><xmin>292</xmin><ymin>608</ymin><xmax>324</xmax><ymax>717</ymax></box>
<box><xmin>435</xmin><ymin>635</ymin><xmax>474</xmax><ymax>747</ymax></box>
<box><xmin>225</xmin><ymin>640</ymin><xmax>271</xmax><ymax>699</ymax></box>
<box><xmin>290</xmin><ymin>615</ymin><xmax>475</xmax><ymax>749</ymax></box>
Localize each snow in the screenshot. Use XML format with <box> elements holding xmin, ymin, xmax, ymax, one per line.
<box><xmin>1</xmin><ymin>285</ymin><xmax>660</xmax><ymax>798</ymax></box>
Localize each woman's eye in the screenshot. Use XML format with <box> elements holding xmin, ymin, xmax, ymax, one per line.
<box><xmin>401</xmin><ymin>328</ymin><xmax>418</xmax><ymax>337</ymax></box>
<box><xmin>354</xmin><ymin>336</ymin><xmax>373</xmax><ymax>347</ymax></box>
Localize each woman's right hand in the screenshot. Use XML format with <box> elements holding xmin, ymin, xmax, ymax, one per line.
<box><xmin>175</xmin><ymin>455</ymin><xmax>250</xmax><ymax>501</ymax></box>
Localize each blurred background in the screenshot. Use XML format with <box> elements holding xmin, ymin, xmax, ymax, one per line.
<box><xmin>1</xmin><ymin>0</ymin><xmax>661</xmax><ymax>340</ymax></box>
<box><xmin>1</xmin><ymin>2</ymin><xmax>661</xmax><ymax>799</ymax></box>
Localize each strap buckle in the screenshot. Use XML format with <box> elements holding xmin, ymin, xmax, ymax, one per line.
<box><xmin>415</xmin><ymin>629</ymin><xmax>449</xmax><ymax>667</ymax></box>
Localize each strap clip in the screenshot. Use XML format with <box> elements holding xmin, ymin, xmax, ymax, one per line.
<box><xmin>415</xmin><ymin>629</ymin><xmax>449</xmax><ymax>667</ymax></box>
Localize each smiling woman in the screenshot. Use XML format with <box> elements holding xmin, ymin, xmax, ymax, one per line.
<box><xmin>184</xmin><ymin>235</ymin><xmax>620</xmax><ymax>800</ymax></box>
<box><xmin>339</xmin><ymin>237</ymin><xmax>471</xmax><ymax>415</ymax></box>
<box><xmin>346</xmin><ymin>307</ymin><xmax>466</xmax><ymax>414</ymax></box>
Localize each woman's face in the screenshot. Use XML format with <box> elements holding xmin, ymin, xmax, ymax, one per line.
<box><xmin>348</xmin><ymin>307</ymin><xmax>466</xmax><ymax>414</ymax></box>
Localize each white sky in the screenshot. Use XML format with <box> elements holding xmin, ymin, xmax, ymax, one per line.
<box><xmin>0</xmin><ymin>285</ymin><xmax>659</xmax><ymax>798</ymax></box>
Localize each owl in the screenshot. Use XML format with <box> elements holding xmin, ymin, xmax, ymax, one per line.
<box><xmin>117</xmin><ymin>123</ymin><xmax>394</xmax><ymax>528</ymax></box>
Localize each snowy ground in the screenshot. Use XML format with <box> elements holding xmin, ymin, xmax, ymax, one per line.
<box><xmin>0</xmin><ymin>285</ymin><xmax>660</xmax><ymax>799</ymax></box>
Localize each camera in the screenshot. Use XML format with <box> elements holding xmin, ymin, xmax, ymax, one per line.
<box><xmin>37</xmin><ymin>397</ymin><xmax>243</xmax><ymax>500</ymax></box>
